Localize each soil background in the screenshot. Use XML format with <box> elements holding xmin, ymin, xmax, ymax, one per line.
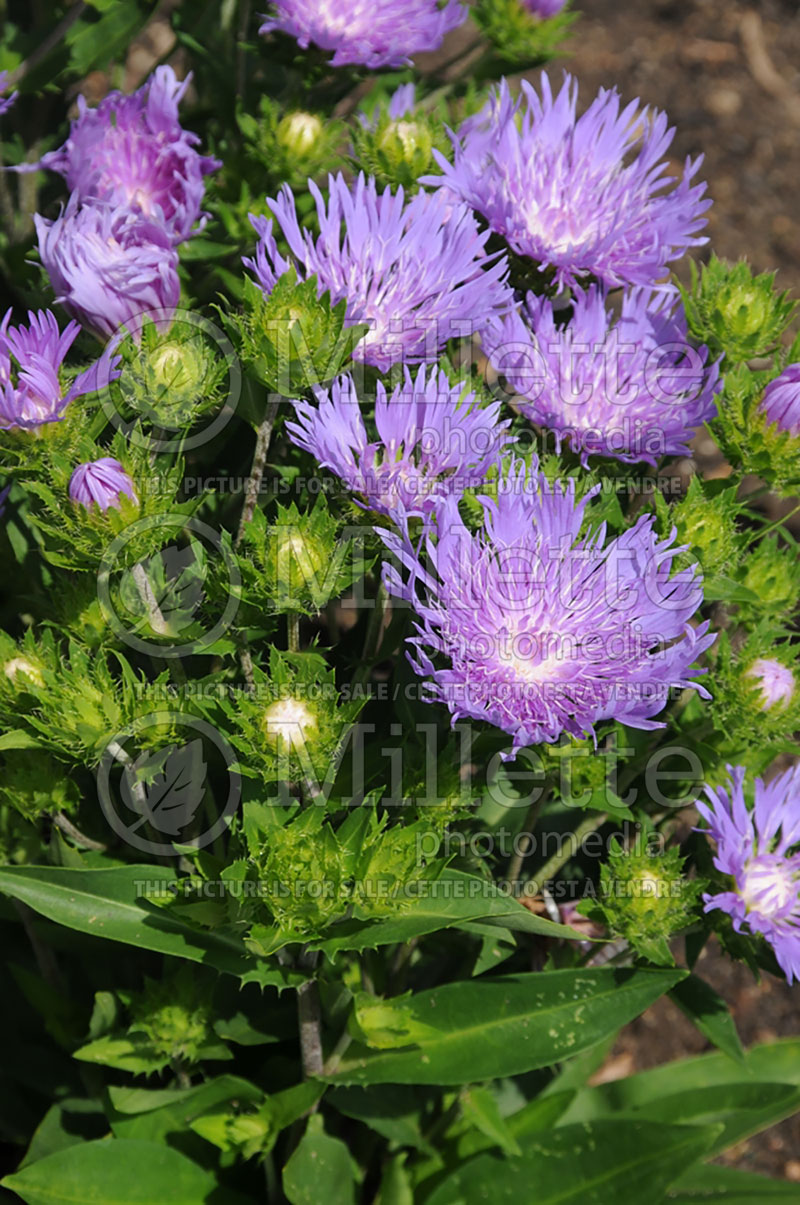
<box><xmin>560</xmin><ymin>0</ymin><xmax>800</xmax><ymax>1182</ymax></box>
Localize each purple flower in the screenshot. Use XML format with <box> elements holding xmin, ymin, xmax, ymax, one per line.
<box><xmin>259</xmin><ymin>0</ymin><xmax>467</xmax><ymax>68</ymax></box>
<box><xmin>379</xmin><ymin>459</ymin><xmax>713</xmax><ymax>753</ymax></box>
<box><xmin>697</xmin><ymin>764</ymin><xmax>800</xmax><ymax>984</ymax></box>
<box><xmin>69</xmin><ymin>457</ymin><xmax>137</xmax><ymax>512</ymax></box>
<box><xmin>422</xmin><ymin>74</ymin><xmax>710</xmax><ymax>291</ymax></box>
<box><xmin>761</xmin><ymin>364</ymin><xmax>800</xmax><ymax>437</ymax></box>
<box><xmin>244</xmin><ymin>173</ymin><xmax>512</xmax><ymax>372</ymax></box>
<box><xmin>286</xmin><ymin>365</ymin><xmax>513</xmax><ymax>521</ymax></box>
<box><xmin>33</xmin><ymin>68</ymin><xmax>219</xmax><ymax>244</ymax></box>
<box><xmin>521</xmin><ymin>0</ymin><xmax>568</xmax><ymax>14</ymax></box>
<box><xmin>0</xmin><ymin>70</ymin><xmax>18</xmax><ymax>117</ymax></box>
<box><xmin>0</xmin><ymin>308</ymin><xmax>121</xmax><ymax>431</ymax></box>
<box><xmin>746</xmin><ymin>658</ymin><xmax>795</xmax><ymax>710</ymax></box>
<box><xmin>35</xmin><ymin>200</ymin><xmax>180</xmax><ymax>341</ymax></box>
<box><xmin>483</xmin><ymin>285</ymin><xmax>720</xmax><ymax>465</ymax></box>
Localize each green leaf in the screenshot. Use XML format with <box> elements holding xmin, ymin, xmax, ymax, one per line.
<box><xmin>108</xmin><ymin>1077</ymin><xmax>264</xmax><ymax>1144</ymax></box>
<box><xmin>0</xmin><ymin>864</ymin><xmax>300</xmax><ymax>986</ymax></box>
<box><xmin>621</xmin><ymin>1081</ymin><xmax>800</xmax><ymax>1157</ymax></box>
<box><xmin>282</xmin><ymin>1114</ymin><xmax>356</xmax><ymax>1205</ymax></box>
<box><xmin>312</xmin><ymin>869</ymin><xmax>586</xmax><ymax>956</ymax></box>
<box><xmin>667</xmin><ymin>1163</ymin><xmax>800</xmax><ymax>1201</ymax></box>
<box><xmin>561</xmin><ymin>1037</ymin><xmax>800</xmax><ymax>1123</ymax></box>
<box><xmin>1</xmin><ymin>1139</ymin><xmax>223</xmax><ymax>1205</ymax></box>
<box><xmin>325</xmin><ymin>967</ymin><xmax>684</xmax><ymax>1086</ymax></box>
<box><xmin>0</xmin><ymin>729</ymin><xmax>42</xmax><ymax>751</ymax></box>
<box><xmin>460</xmin><ymin>1087</ymin><xmax>522</xmax><ymax>1157</ymax></box>
<box><xmin>19</xmin><ymin>1100</ymin><xmax>108</xmax><ymax>1170</ymax></box>
<box><xmin>423</xmin><ymin>1119</ymin><xmax>720</xmax><ymax>1205</ymax></box>
<box><xmin>668</xmin><ymin>975</ymin><xmax>745</xmax><ymax>1063</ymax></box>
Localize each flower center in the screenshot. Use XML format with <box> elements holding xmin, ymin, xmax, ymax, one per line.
<box><xmin>741</xmin><ymin>853</ymin><xmax>799</xmax><ymax>918</ymax></box>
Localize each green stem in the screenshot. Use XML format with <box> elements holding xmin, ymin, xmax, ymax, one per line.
<box><xmin>287</xmin><ymin>612</ymin><xmax>300</xmax><ymax>653</ymax></box>
<box><xmin>527</xmin><ymin>812</ymin><xmax>608</xmax><ymax>892</ymax></box>
<box><xmin>236</xmin><ymin>397</ymin><xmax>280</xmax><ymax>548</ymax></box>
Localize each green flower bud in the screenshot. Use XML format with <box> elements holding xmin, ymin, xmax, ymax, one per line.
<box><xmin>277</xmin><ymin>111</ymin><xmax>323</xmax><ymax>156</ymax></box>
<box><xmin>239</xmin><ymin>496</ymin><xmax>369</xmax><ymax>618</ymax></box>
<box><xmin>111</xmin><ymin>320</ymin><xmax>226</xmax><ymax>430</ymax></box>
<box><xmin>236</xmin><ymin>270</ymin><xmax>366</xmax><ymax>395</ymax></box>
<box><xmin>738</xmin><ymin>536</ymin><xmax>800</xmax><ymax>625</ymax></box>
<box><xmin>680</xmin><ymin>256</ymin><xmax>796</xmax><ymax>364</ymax></box>
<box><xmin>669</xmin><ymin>477</ymin><xmax>741</xmax><ymax>578</ymax></box>
<box><xmin>592</xmin><ymin>840</ymin><xmax>702</xmax><ymax>964</ymax></box>
<box><xmin>129</xmin><ymin>967</ymin><xmax>215</xmax><ymax>1065</ymax></box>
<box><xmin>0</xmin><ymin>751</ymin><xmax>80</xmax><ymax>821</ymax></box>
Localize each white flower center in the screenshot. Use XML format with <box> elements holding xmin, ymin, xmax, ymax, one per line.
<box><xmin>263</xmin><ymin>698</ymin><xmax>317</xmax><ymax>750</ymax></box>
<box><xmin>4</xmin><ymin>657</ymin><xmax>43</xmax><ymax>686</ymax></box>
<box><xmin>741</xmin><ymin>854</ymin><xmax>798</xmax><ymax>917</ymax></box>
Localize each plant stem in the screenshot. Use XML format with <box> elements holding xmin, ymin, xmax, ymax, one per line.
<box><xmin>527</xmin><ymin>812</ymin><xmax>608</xmax><ymax>892</ymax></box>
<box><xmin>287</xmin><ymin>611</ymin><xmax>300</xmax><ymax>653</ymax></box>
<box><xmin>297</xmin><ymin>950</ymin><xmax>323</xmax><ymax>1080</ymax></box>
<box><xmin>236</xmin><ymin>397</ymin><xmax>280</xmax><ymax>548</ymax></box>
<box><xmin>52</xmin><ymin>811</ymin><xmax>107</xmax><ymax>852</ymax></box>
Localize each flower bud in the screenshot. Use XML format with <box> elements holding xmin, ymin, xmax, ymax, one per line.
<box><xmin>262</xmin><ymin>696</ymin><xmax>318</xmax><ymax>752</ymax></box>
<box><xmin>681</xmin><ymin>256</ymin><xmax>796</xmax><ymax>363</ymax></box>
<box><xmin>761</xmin><ymin>364</ymin><xmax>800</xmax><ymax>438</ymax></box>
<box><xmin>746</xmin><ymin>657</ymin><xmax>796</xmax><ymax>711</ymax></box>
<box><xmin>592</xmin><ymin>840</ymin><xmax>702</xmax><ymax>964</ymax></box>
<box><xmin>69</xmin><ymin>457</ymin><xmax>138</xmax><ymax>512</ymax></box>
<box><xmin>277</xmin><ymin>111</ymin><xmax>323</xmax><ymax>156</ymax></box>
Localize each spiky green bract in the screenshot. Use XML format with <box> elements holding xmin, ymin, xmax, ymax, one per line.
<box><xmin>654</xmin><ymin>475</ymin><xmax>742</xmax><ymax>579</ymax></box>
<box><xmin>215</xmin><ymin>647</ymin><xmax>363</xmax><ymax>799</ymax></box>
<box><xmin>238</xmin><ymin>97</ymin><xmax>342</xmax><ymax>191</ymax></box>
<box><xmin>0</xmin><ymin>751</ymin><xmax>81</xmax><ymax>821</ymax></box>
<box><xmin>108</xmin><ymin>317</ymin><xmax>229</xmax><ymax>432</ymax></box>
<box><xmin>707</xmin><ymin>628</ymin><xmax>800</xmax><ymax>760</ymax></box>
<box><xmin>75</xmin><ymin>967</ymin><xmax>228</xmax><ymax>1076</ymax></box>
<box><xmin>238</xmin><ymin>496</ymin><xmax>370</xmax><ymax>618</ymax></box>
<box><xmin>712</xmin><ymin>364</ymin><xmax>800</xmax><ymax>496</ymax></box>
<box><xmin>680</xmin><ymin>255</ymin><xmax>796</xmax><ymax>364</ymax></box>
<box><xmin>230</xmin><ymin>802</ymin><xmax>440</xmax><ymax>945</ymax></box>
<box><xmin>588</xmin><ymin>838</ymin><xmax>703</xmax><ymax>965</ymax></box>
<box><xmin>351</xmin><ymin>93</ymin><xmax>451</xmax><ymax>194</ymax></box>
<box><xmin>231</xmin><ymin>271</ymin><xmax>367</xmax><ymax>397</ymax></box>
<box><xmin>735</xmin><ymin>534</ymin><xmax>800</xmax><ymax>628</ymax></box>
<box><xmin>0</xmin><ymin>637</ymin><xmax>175</xmax><ymax>766</ymax></box>
<box><xmin>12</xmin><ymin>423</ymin><xmax>189</xmax><ymax>572</ymax></box>
<box><xmin>471</xmin><ymin>0</ymin><xmax>575</xmax><ymax>66</ymax></box>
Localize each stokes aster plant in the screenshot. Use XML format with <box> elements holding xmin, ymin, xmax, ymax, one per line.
<box><xmin>0</xmin><ymin>3</ymin><xmax>799</xmax><ymax>1203</ymax></box>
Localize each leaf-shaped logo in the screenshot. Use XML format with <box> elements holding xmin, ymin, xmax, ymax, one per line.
<box><xmin>118</xmin><ymin>543</ymin><xmax>207</xmax><ymax>636</ymax></box>
<box><xmin>120</xmin><ymin>740</ymin><xmax>208</xmax><ymax>836</ymax></box>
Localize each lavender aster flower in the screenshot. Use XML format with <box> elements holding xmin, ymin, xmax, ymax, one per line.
<box><xmin>0</xmin><ymin>70</ymin><xmax>17</xmax><ymax>117</ymax></box>
<box><xmin>69</xmin><ymin>458</ymin><xmax>137</xmax><ymax>512</ymax></box>
<box><xmin>33</xmin><ymin>68</ymin><xmax>219</xmax><ymax>244</ymax></box>
<box><xmin>0</xmin><ymin>308</ymin><xmax>120</xmax><ymax>431</ymax></box>
<box><xmin>379</xmin><ymin>459</ymin><xmax>713</xmax><ymax>753</ymax></box>
<box><xmin>35</xmin><ymin>200</ymin><xmax>180</xmax><ymax>341</ymax></box>
<box><xmin>422</xmin><ymin>74</ymin><xmax>710</xmax><ymax>291</ymax></box>
<box><xmin>483</xmin><ymin>285</ymin><xmax>720</xmax><ymax>465</ymax></box>
<box><xmin>286</xmin><ymin>366</ymin><xmax>513</xmax><ymax>521</ymax></box>
<box><xmin>746</xmin><ymin>658</ymin><xmax>795</xmax><ymax>711</ymax></box>
<box><xmin>259</xmin><ymin>0</ymin><xmax>467</xmax><ymax>68</ymax></box>
<box><xmin>244</xmin><ymin>173</ymin><xmax>512</xmax><ymax>372</ymax></box>
<box><xmin>697</xmin><ymin>764</ymin><xmax>800</xmax><ymax>984</ymax></box>
<box><xmin>760</xmin><ymin>364</ymin><xmax>800</xmax><ymax>437</ymax></box>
